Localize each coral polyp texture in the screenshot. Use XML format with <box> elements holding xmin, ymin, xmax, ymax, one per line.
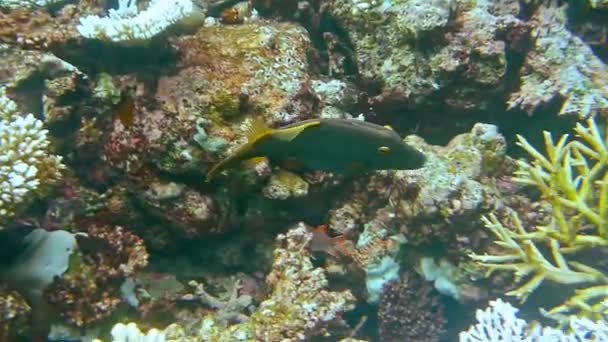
<box><xmin>470</xmin><ymin>117</ymin><xmax>608</xmax><ymax>321</ymax></box>
<box><xmin>0</xmin><ymin>87</ymin><xmax>64</xmax><ymax>222</ymax></box>
<box><xmin>77</xmin><ymin>0</ymin><xmax>202</xmax><ymax>42</ymax></box>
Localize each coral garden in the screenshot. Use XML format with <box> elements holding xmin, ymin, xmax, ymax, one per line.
<box><xmin>0</xmin><ymin>0</ymin><xmax>607</xmax><ymax>341</ymax></box>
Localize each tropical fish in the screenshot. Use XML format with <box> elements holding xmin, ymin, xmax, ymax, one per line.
<box><xmin>206</xmin><ymin>118</ymin><xmax>426</xmax><ymax>181</ymax></box>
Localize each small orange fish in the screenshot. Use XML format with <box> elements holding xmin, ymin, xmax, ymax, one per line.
<box><xmin>309</xmin><ymin>224</ymin><xmax>350</xmax><ymax>258</ymax></box>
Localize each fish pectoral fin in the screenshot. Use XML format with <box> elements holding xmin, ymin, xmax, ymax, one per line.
<box><xmin>273</xmin><ymin>120</ymin><xmax>321</xmax><ymax>141</ymax></box>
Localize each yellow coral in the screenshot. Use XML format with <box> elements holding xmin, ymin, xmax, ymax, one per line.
<box><xmin>470</xmin><ymin>117</ymin><xmax>608</xmax><ymax>321</ymax></box>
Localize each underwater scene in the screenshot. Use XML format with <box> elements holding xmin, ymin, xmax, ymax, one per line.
<box><xmin>0</xmin><ymin>0</ymin><xmax>607</xmax><ymax>341</ymax></box>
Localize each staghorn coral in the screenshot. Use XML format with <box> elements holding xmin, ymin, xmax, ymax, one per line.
<box><xmin>469</xmin><ymin>117</ymin><xmax>608</xmax><ymax>321</ymax></box>
<box><xmin>44</xmin><ymin>225</ymin><xmax>148</xmax><ymax>326</ymax></box>
<box><xmin>0</xmin><ymin>87</ymin><xmax>64</xmax><ymax>222</ymax></box>
<box><xmin>378</xmin><ymin>272</ymin><xmax>446</xmax><ymax>342</ymax></box>
<box><xmin>507</xmin><ymin>4</ymin><xmax>608</xmax><ymax>117</ymax></box>
<box><xmin>459</xmin><ymin>298</ymin><xmax>608</xmax><ymax>341</ymax></box>
<box><xmin>199</xmin><ymin>223</ymin><xmax>356</xmax><ymax>341</ymax></box>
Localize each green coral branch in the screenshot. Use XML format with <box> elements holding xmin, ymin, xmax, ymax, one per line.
<box><xmin>472</xmin><ymin>212</ymin><xmax>601</xmax><ymax>302</ymax></box>
<box><xmin>470</xmin><ymin>117</ymin><xmax>608</xmax><ymax>320</ymax></box>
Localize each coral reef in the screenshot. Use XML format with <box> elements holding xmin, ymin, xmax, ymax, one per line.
<box><xmin>507</xmin><ymin>4</ymin><xmax>608</xmax><ymax>117</ymax></box>
<box><xmin>328</xmin><ymin>0</ymin><xmax>526</xmax><ymax>110</ymax></box>
<box><xmin>0</xmin><ymin>0</ymin><xmax>63</xmax><ymax>9</ymax></box>
<box><xmin>378</xmin><ymin>272</ymin><xmax>446</xmax><ymax>342</ymax></box>
<box><xmin>44</xmin><ymin>225</ymin><xmax>149</xmax><ymax>327</ymax></box>
<box><xmin>0</xmin><ymin>287</ymin><xmax>30</xmax><ymax>340</ymax></box>
<box><xmin>1</xmin><ymin>0</ymin><xmax>608</xmax><ymax>340</ymax></box>
<box><xmin>459</xmin><ymin>298</ymin><xmax>608</xmax><ymax>341</ymax></box>
<box><xmin>199</xmin><ymin>223</ymin><xmax>356</xmax><ymax>340</ymax></box>
<box><xmin>0</xmin><ymin>4</ymin><xmax>81</xmax><ymax>48</ymax></box>
<box><xmin>77</xmin><ymin>0</ymin><xmax>204</xmax><ymax>43</ymax></box>
<box><xmin>470</xmin><ymin>117</ymin><xmax>608</xmax><ymax>321</ymax></box>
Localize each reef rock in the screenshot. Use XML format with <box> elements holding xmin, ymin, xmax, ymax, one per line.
<box><xmin>328</xmin><ymin>0</ymin><xmax>527</xmax><ymax>110</ymax></box>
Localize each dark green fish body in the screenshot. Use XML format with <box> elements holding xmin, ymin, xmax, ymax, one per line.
<box><xmin>206</xmin><ymin>118</ymin><xmax>426</xmax><ymax>180</ymax></box>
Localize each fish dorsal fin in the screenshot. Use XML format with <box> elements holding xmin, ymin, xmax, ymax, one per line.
<box><xmin>273</xmin><ymin>120</ymin><xmax>321</xmax><ymax>142</ymax></box>
<box><xmin>245</xmin><ymin>117</ymin><xmax>273</xmax><ymax>142</ymax></box>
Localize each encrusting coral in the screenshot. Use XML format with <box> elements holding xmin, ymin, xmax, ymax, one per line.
<box><xmin>94</xmin><ymin>223</ymin><xmax>355</xmax><ymax>341</ymax></box>
<box><xmin>0</xmin><ymin>87</ymin><xmax>64</xmax><ymax>223</ymax></box>
<box><xmin>199</xmin><ymin>223</ymin><xmax>356</xmax><ymax>340</ymax></box>
<box><xmin>469</xmin><ymin>117</ymin><xmax>608</xmax><ymax>321</ymax></box>
<box><xmin>507</xmin><ymin>4</ymin><xmax>608</xmax><ymax>117</ymax></box>
<box><xmin>44</xmin><ymin>225</ymin><xmax>149</xmax><ymax>327</ymax></box>
<box><xmin>378</xmin><ymin>272</ymin><xmax>446</xmax><ymax>342</ymax></box>
<box><xmin>0</xmin><ymin>287</ymin><xmax>31</xmax><ymax>341</ymax></box>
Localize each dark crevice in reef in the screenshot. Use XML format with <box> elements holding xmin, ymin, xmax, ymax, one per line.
<box><xmin>51</xmin><ymin>39</ymin><xmax>180</xmax><ymax>76</ymax></box>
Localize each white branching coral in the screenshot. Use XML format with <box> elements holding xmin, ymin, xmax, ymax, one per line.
<box><xmin>77</xmin><ymin>0</ymin><xmax>203</xmax><ymax>42</ymax></box>
<box><xmin>0</xmin><ymin>87</ymin><xmax>64</xmax><ymax>223</ymax></box>
<box><xmin>104</xmin><ymin>322</ymin><xmax>166</xmax><ymax>342</ymax></box>
<box><xmin>459</xmin><ymin>299</ymin><xmax>608</xmax><ymax>341</ymax></box>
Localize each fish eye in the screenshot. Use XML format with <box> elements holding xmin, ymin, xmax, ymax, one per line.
<box><xmin>378</xmin><ymin>146</ymin><xmax>391</xmax><ymax>154</ymax></box>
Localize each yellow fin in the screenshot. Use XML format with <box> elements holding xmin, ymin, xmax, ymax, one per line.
<box><xmin>243</xmin><ymin>156</ymin><xmax>268</xmax><ymax>168</ymax></box>
<box><xmin>384</xmin><ymin>125</ymin><xmax>394</xmax><ymax>131</ymax></box>
<box><xmin>273</xmin><ymin>120</ymin><xmax>321</xmax><ymax>141</ymax></box>
<box><xmin>245</xmin><ymin>117</ymin><xmax>272</xmax><ymax>142</ymax></box>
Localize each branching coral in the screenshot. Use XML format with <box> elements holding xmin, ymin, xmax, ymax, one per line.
<box><xmin>459</xmin><ymin>298</ymin><xmax>608</xmax><ymax>341</ymax></box>
<box><xmin>0</xmin><ymin>87</ymin><xmax>64</xmax><ymax>223</ymax></box>
<box><xmin>77</xmin><ymin>0</ymin><xmax>203</xmax><ymax>43</ymax></box>
<box><xmin>470</xmin><ymin>117</ymin><xmax>608</xmax><ymax>321</ymax></box>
